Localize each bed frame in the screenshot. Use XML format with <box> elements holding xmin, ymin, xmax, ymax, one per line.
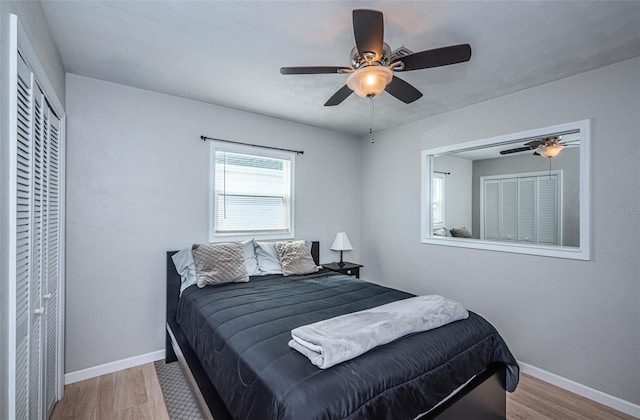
<box><xmin>165</xmin><ymin>242</ymin><xmax>507</xmax><ymax>420</ymax></box>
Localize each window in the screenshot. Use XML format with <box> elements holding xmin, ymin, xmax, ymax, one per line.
<box><xmin>432</xmin><ymin>174</ymin><xmax>445</xmax><ymax>228</ymax></box>
<box><xmin>210</xmin><ymin>142</ymin><xmax>294</xmax><ymax>241</ymax></box>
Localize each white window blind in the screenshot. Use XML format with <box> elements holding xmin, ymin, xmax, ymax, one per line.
<box><xmin>211</xmin><ymin>144</ymin><xmax>294</xmax><ymax>239</ymax></box>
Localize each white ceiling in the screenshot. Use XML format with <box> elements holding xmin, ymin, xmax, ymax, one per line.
<box><xmin>41</xmin><ymin>0</ymin><xmax>640</xmax><ymax>136</ymax></box>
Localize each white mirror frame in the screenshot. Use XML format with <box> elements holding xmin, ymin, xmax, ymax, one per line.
<box><xmin>421</xmin><ymin>119</ymin><xmax>591</xmax><ymax>260</ymax></box>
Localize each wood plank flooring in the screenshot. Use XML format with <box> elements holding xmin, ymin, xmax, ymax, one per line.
<box><xmin>51</xmin><ymin>363</ymin><xmax>635</xmax><ymax>420</ymax></box>
<box><xmin>50</xmin><ymin>363</ymin><xmax>169</xmax><ymax>420</ymax></box>
<box><xmin>507</xmin><ymin>373</ymin><xmax>636</xmax><ymax>420</ymax></box>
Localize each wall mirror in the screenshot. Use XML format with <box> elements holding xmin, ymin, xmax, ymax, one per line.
<box><xmin>421</xmin><ymin>120</ymin><xmax>590</xmax><ymax>260</ymax></box>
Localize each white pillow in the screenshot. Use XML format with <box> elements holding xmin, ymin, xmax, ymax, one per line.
<box><xmin>241</xmin><ymin>239</ymin><xmax>260</xmax><ymax>276</ymax></box>
<box><xmin>254</xmin><ymin>241</ymin><xmax>283</xmax><ymax>274</ymax></box>
<box><xmin>172</xmin><ymin>248</ymin><xmax>197</xmax><ymax>295</ymax></box>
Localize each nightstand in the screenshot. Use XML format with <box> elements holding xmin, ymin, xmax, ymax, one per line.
<box><xmin>322</xmin><ymin>262</ymin><xmax>363</xmax><ymax>279</ymax></box>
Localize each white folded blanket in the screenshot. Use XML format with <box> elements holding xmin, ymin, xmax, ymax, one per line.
<box><xmin>288</xmin><ymin>295</ymin><xmax>469</xmax><ymax>369</ymax></box>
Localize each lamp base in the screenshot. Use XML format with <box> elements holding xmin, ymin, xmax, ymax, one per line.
<box><xmin>338</xmin><ymin>251</ymin><xmax>345</xmax><ymax>267</ymax></box>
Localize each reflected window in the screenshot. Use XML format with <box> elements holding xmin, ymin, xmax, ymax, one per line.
<box><xmin>432</xmin><ymin>174</ymin><xmax>445</xmax><ymax>229</ymax></box>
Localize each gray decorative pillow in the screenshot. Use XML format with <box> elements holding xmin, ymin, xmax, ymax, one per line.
<box><xmin>192</xmin><ymin>242</ymin><xmax>249</xmax><ymax>287</ymax></box>
<box><xmin>274</xmin><ymin>240</ymin><xmax>319</xmax><ymax>277</ymax></box>
<box><xmin>450</xmin><ymin>227</ymin><xmax>472</xmax><ymax>238</ymax></box>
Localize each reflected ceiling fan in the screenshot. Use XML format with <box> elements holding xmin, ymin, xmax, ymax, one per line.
<box><xmin>280</xmin><ymin>9</ymin><xmax>472</xmax><ymax>106</ymax></box>
<box><xmin>500</xmin><ymin>136</ymin><xmax>579</xmax><ymax>158</ymax></box>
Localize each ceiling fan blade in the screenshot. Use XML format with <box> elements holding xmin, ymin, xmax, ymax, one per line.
<box><xmin>392</xmin><ymin>44</ymin><xmax>472</xmax><ymax>72</ymax></box>
<box><xmin>324</xmin><ymin>85</ymin><xmax>353</xmax><ymax>106</ymax></box>
<box><xmin>500</xmin><ymin>146</ymin><xmax>535</xmax><ymax>155</ymax></box>
<box><xmin>280</xmin><ymin>66</ymin><xmax>351</xmax><ymax>75</ymax></box>
<box><xmin>353</xmin><ymin>9</ymin><xmax>384</xmax><ymax>62</ymax></box>
<box><xmin>385</xmin><ymin>76</ymin><xmax>423</xmax><ymax>104</ymax></box>
<box><xmin>523</xmin><ymin>139</ymin><xmax>544</xmax><ymax>147</ymax></box>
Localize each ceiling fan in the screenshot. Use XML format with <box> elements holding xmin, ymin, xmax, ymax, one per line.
<box><xmin>500</xmin><ymin>136</ymin><xmax>579</xmax><ymax>158</ymax></box>
<box><xmin>280</xmin><ymin>9</ymin><xmax>472</xmax><ymax>106</ymax></box>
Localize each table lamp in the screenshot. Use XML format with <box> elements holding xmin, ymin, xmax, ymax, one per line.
<box><xmin>330</xmin><ymin>232</ymin><xmax>353</xmax><ymax>266</ymax></box>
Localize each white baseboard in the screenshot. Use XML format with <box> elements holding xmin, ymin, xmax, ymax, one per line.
<box><xmin>518</xmin><ymin>361</ymin><xmax>640</xmax><ymax>418</ymax></box>
<box><xmin>65</xmin><ymin>349</ymin><xmax>165</xmax><ymax>385</ymax></box>
<box><xmin>63</xmin><ymin>353</ymin><xmax>640</xmax><ymax>418</ymax></box>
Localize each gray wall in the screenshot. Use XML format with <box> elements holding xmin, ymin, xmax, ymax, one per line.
<box><xmin>359</xmin><ymin>57</ymin><xmax>640</xmax><ymax>404</ymax></box>
<box><xmin>64</xmin><ymin>74</ymin><xmax>361</xmax><ymax>373</ymax></box>
<box><xmin>471</xmin><ymin>148</ymin><xmax>580</xmax><ymax>245</ymax></box>
<box><xmin>0</xmin><ymin>2</ymin><xmax>65</xmax><ymax>417</ymax></box>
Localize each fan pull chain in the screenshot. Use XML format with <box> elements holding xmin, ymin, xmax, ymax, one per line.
<box><xmin>369</xmin><ymin>96</ymin><xmax>375</xmax><ymax>143</ymax></box>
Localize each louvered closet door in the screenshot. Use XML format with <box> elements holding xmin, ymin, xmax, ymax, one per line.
<box><xmin>500</xmin><ymin>179</ymin><xmax>518</xmax><ymax>242</ymax></box>
<box><xmin>518</xmin><ymin>177</ymin><xmax>537</xmax><ymax>244</ymax></box>
<box><xmin>483</xmin><ymin>180</ymin><xmax>500</xmax><ymax>241</ymax></box>
<box><xmin>44</xmin><ymin>105</ymin><xmax>61</xmax><ymax>418</ymax></box>
<box><xmin>481</xmin><ymin>173</ymin><xmax>560</xmax><ymax>246</ymax></box>
<box><xmin>15</xmin><ymin>51</ymin><xmax>34</xmax><ymax>420</ymax></box>
<box><xmin>12</xmin><ymin>50</ymin><xmax>62</xmax><ymax>420</ymax></box>
<box><xmin>29</xmin><ymin>82</ymin><xmax>45</xmax><ymax>420</ymax></box>
<box><xmin>538</xmin><ymin>175</ymin><xmax>559</xmax><ymax>245</ymax></box>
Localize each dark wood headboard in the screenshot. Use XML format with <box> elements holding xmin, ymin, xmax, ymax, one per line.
<box><xmin>166</xmin><ymin>241</ymin><xmax>319</xmax><ymax>361</ymax></box>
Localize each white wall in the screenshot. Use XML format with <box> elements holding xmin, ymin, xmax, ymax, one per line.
<box><xmin>360</xmin><ymin>57</ymin><xmax>640</xmax><ymax>404</ymax></box>
<box><xmin>0</xmin><ymin>2</ymin><xmax>65</xmax><ymax>417</ymax></box>
<box><xmin>64</xmin><ymin>74</ymin><xmax>361</xmax><ymax>373</ymax></box>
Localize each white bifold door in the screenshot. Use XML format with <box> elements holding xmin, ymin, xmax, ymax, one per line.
<box><xmin>11</xmin><ymin>46</ymin><xmax>63</xmax><ymax>420</ymax></box>
<box><xmin>481</xmin><ymin>172</ymin><xmax>561</xmax><ymax>246</ymax></box>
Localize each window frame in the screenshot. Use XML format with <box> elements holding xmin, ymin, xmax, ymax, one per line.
<box><xmin>209</xmin><ymin>141</ymin><xmax>295</xmax><ymax>242</ymax></box>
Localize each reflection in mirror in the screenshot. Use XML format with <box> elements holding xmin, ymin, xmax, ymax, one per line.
<box><xmin>421</xmin><ymin>120</ymin><xmax>590</xmax><ymax>260</ymax></box>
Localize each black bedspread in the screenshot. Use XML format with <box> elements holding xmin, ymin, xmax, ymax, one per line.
<box><xmin>176</xmin><ymin>270</ymin><xmax>518</xmax><ymax>420</ymax></box>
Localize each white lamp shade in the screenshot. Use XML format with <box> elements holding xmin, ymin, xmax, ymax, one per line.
<box><xmin>330</xmin><ymin>232</ymin><xmax>353</xmax><ymax>251</ymax></box>
<box><xmin>346</xmin><ymin>66</ymin><xmax>393</xmax><ymax>98</ymax></box>
<box><xmin>538</xmin><ymin>144</ymin><xmax>564</xmax><ymax>158</ymax></box>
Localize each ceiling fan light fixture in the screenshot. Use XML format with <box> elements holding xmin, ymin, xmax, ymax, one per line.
<box><xmin>346</xmin><ymin>65</ymin><xmax>393</xmax><ymax>98</ymax></box>
<box><xmin>538</xmin><ymin>143</ymin><xmax>564</xmax><ymax>158</ymax></box>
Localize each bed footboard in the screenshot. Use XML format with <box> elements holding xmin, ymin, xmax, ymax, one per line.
<box><xmin>427</xmin><ymin>363</ymin><xmax>506</xmax><ymax>419</ymax></box>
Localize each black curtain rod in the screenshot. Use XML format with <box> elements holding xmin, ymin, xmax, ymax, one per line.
<box><xmin>434</xmin><ymin>171</ymin><xmax>451</xmax><ymax>175</ymax></box>
<box><xmin>200</xmin><ymin>135</ymin><xmax>304</xmax><ymax>155</ymax></box>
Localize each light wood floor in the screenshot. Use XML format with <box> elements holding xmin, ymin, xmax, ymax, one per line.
<box><xmin>51</xmin><ymin>363</ymin><xmax>635</xmax><ymax>420</ymax></box>
<box><xmin>50</xmin><ymin>363</ymin><xmax>169</xmax><ymax>420</ymax></box>
<box><xmin>507</xmin><ymin>373</ymin><xmax>636</xmax><ymax>420</ymax></box>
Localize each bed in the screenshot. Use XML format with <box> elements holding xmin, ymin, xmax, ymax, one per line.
<box><xmin>166</xmin><ymin>241</ymin><xmax>519</xmax><ymax>419</ymax></box>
